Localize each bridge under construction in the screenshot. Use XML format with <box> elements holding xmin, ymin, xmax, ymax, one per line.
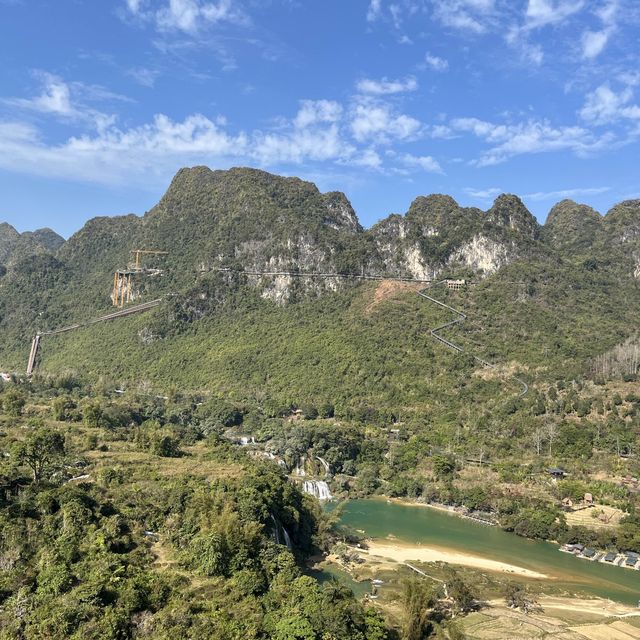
<box><xmin>25</xmin><ymin>266</ymin><xmax>529</xmax><ymax>397</ymax></box>
<box><xmin>26</xmin><ymin>300</ymin><xmax>161</xmax><ymax>376</ymax></box>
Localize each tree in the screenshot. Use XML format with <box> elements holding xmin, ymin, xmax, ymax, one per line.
<box><xmin>151</xmin><ymin>434</ymin><xmax>182</xmax><ymax>458</ymax></box>
<box><xmin>402</xmin><ymin>578</ymin><xmax>438</xmax><ymax>640</ymax></box>
<box><xmin>432</xmin><ymin>454</ymin><xmax>455</xmax><ymax>480</ymax></box>
<box><xmin>1</xmin><ymin>389</ymin><xmax>25</xmax><ymax>417</ymax></box>
<box><xmin>504</xmin><ymin>583</ymin><xmax>539</xmax><ymax>615</ymax></box>
<box><xmin>444</xmin><ymin>568</ymin><xmax>476</xmax><ymax>616</ymax></box>
<box><xmin>83</xmin><ymin>401</ymin><xmax>104</xmax><ymax>428</ymax></box>
<box><xmin>14</xmin><ymin>428</ymin><xmax>65</xmax><ymax>482</ymax></box>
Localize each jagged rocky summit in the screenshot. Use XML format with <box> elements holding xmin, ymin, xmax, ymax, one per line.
<box><xmin>2</xmin><ymin>167</ymin><xmax>640</xmax><ymax>309</ymax></box>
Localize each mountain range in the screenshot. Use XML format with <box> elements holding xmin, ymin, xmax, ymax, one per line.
<box><xmin>0</xmin><ymin>166</ymin><xmax>639</xmax><ymax>407</ymax></box>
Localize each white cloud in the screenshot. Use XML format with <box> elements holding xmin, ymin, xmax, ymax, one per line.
<box><xmin>580</xmin><ymin>84</ymin><xmax>640</xmax><ymax>124</ymax></box>
<box><xmin>401</xmin><ymin>153</ymin><xmax>443</xmax><ymax>173</ymax></box>
<box><xmin>367</xmin><ymin>0</ymin><xmax>382</xmax><ymax>22</ymax></box>
<box><xmin>126</xmin><ymin>0</ymin><xmax>144</xmax><ymax>12</ymax></box>
<box><xmin>522</xmin><ymin>186</ymin><xmax>610</xmax><ymax>200</ymax></box>
<box><xmin>465</xmin><ymin>187</ymin><xmax>503</xmax><ymax>199</ymax></box>
<box><xmin>580</xmin><ymin>0</ymin><xmax>617</xmax><ymax>59</ymax></box>
<box><xmin>581</xmin><ymin>29</ymin><xmax>610</xmax><ymax>59</ymax></box>
<box><xmin>424</xmin><ymin>53</ymin><xmax>449</xmax><ymax>72</ymax></box>
<box><xmin>2</xmin><ymin>73</ymin><xmax>128</xmax><ymax>132</ymax></box>
<box><xmin>356</xmin><ymin>76</ymin><xmax>418</xmax><ymax>95</ymax></box>
<box><xmin>524</xmin><ymin>0</ymin><xmax>584</xmax><ymax>29</ymax></box>
<box><xmin>432</xmin><ymin>0</ymin><xmax>495</xmax><ymax>34</ymax></box>
<box><xmin>294</xmin><ymin>100</ymin><xmax>342</xmax><ymax>129</ymax></box>
<box><xmin>350</xmin><ymin>99</ymin><xmax>422</xmax><ymax>143</ymax></box>
<box><xmin>349</xmin><ymin>148</ymin><xmax>383</xmax><ymax>169</ymax></box>
<box><xmin>125</xmin><ymin>0</ymin><xmax>245</xmax><ymax>34</ymax></box>
<box><xmin>451</xmin><ymin>116</ymin><xmax>613</xmax><ymax>165</ymax></box>
<box><xmin>127</xmin><ymin>67</ymin><xmax>160</xmax><ymax>87</ymax></box>
<box><xmin>7</xmin><ymin>73</ymin><xmax>75</xmax><ymax>117</ymax></box>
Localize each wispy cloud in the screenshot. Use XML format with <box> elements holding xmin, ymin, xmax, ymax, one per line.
<box><xmin>5</xmin><ymin>72</ymin><xmax>76</xmax><ymax>117</ymax></box>
<box><xmin>580</xmin><ymin>0</ymin><xmax>618</xmax><ymax>60</ymax></box>
<box><xmin>356</xmin><ymin>76</ymin><xmax>418</xmax><ymax>95</ymax></box>
<box><xmin>127</xmin><ymin>67</ymin><xmax>160</xmax><ymax>87</ymax></box>
<box><xmin>400</xmin><ymin>152</ymin><xmax>443</xmax><ymax>174</ymax></box>
<box><xmin>580</xmin><ymin>83</ymin><xmax>640</xmax><ymax>124</ymax></box>
<box><xmin>124</xmin><ymin>0</ymin><xmax>247</xmax><ymax>34</ymax></box>
<box><xmin>522</xmin><ymin>186</ymin><xmax>610</xmax><ymax>200</ymax></box>
<box><xmin>524</xmin><ymin>0</ymin><xmax>585</xmax><ymax>29</ymax></box>
<box><xmin>465</xmin><ymin>186</ymin><xmax>503</xmax><ymax>199</ymax></box>
<box><xmin>451</xmin><ymin>116</ymin><xmax>614</xmax><ymax>165</ymax></box>
<box><xmin>349</xmin><ymin>98</ymin><xmax>422</xmax><ymax>143</ymax></box>
<box><xmin>293</xmin><ymin>100</ymin><xmax>343</xmax><ymax>129</ymax></box>
<box><xmin>1</xmin><ymin>72</ymin><xmax>129</xmax><ymax>132</ymax></box>
<box><xmin>423</xmin><ymin>53</ymin><xmax>449</xmax><ymax>72</ymax></box>
<box><xmin>0</xmin><ymin>88</ymin><xmax>435</xmax><ymax>185</ymax></box>
<box><xmin>432</xmin><ymin>0</ymin><xmax>496</xmax><ymax>34</ymax></box>
<box><xmin>366</xmin><ymin>0</ymin><xmax>382</xmax><ymax>22</ymax></box>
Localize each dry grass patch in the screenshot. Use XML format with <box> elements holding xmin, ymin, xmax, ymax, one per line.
<box><xmin>364</xmin><ymin>280</ymin><xmax>422</xmax><ymax>314</ymax></box>
<box><xmin>569</xmin><ymin>621</ymin><xmax>640</xmax><ymax>640</ymax></box>
<box><xmin>565</xmin><ymin>505</ymin><xmax>626</xmax><ymax>530</ymax></box>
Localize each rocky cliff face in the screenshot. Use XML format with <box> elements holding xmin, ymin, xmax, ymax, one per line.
<box><xmin>602</xmin><ymin>200</ymin><xmax>640</xmax><ymax>279</ymax></box>
<box><xmin>4</xmin><ymin>166</ymin><xmax>640</xmax><ymax>316</ymax></box>
<box><xmin>366</xmin><ymin>193</ymin><xmax>541</xmax><ymax>280</ymax></box>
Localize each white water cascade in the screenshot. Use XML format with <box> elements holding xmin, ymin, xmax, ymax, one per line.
<box><xmin>315</xmin><ymin>456</ymin><xmax>330</xmax><ymax>476</ymax></box>
<box><xmin>269</xmin><ymin>513</ymin><xmax>282</xmax><ymax>545</ymax></box>
<box><xmin>282</xmin><ymin>527</ymin><xmax>292</xmax><ymax>550</ymax></box>
<box><xmin>269</xmin><ymin>513</ymin><xmax>293</xmax><ymax>550</ymax></box>
<box><xmin>293</xmin><ymin>456</ymin><xmax>306</xmax><ymax>477</ymax></box>
<box><xmin>302</xmin><ymin>480</ymin><xmax>333</xmax><ymax>500</ymax></box>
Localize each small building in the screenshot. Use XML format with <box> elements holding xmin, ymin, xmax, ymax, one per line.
<box><xmin>572</xmin><ymin>543</ymin><xmax>585</xmax><ymax>553</ymax></box>
<box><xmin>625</xmin><ymin>553</ymin><xmax>639</xmax><ymax>567</ymax></box>
<box><xmin>603</xmin><ymin>552</ymin><xmax>617</xmax><ymax>563</ymax></box>
<box><xmin>445</xmin><ymin>279</ymin><xmax>466</xmax><ymax>290</ymax></box>
<box><xmin>548</xmin><ymin>467</ymin><xmax>568</xmax><ymax>479</ymax></box>
<box><xmin>583</xmin><ymin>548</ymin><xmax>596</xmax><ymax>558</ymax></box>
<box><xmin>561</xmin><ymin>497</ymin><xmax>573</xmax><ymax>509</ymax></box>
<box><xmin>584</xmin><ymin>492</ymin><xmax>594</xmax><ymax>505</ymax></box>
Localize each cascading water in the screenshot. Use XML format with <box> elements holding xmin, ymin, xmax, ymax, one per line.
<box><xmin>282</xmin><ymin>527</ymin><xmax>292</xmax><ymax>550</ymax></box>
<box><xmin>269</xmin><ymin>513</ymin><xmax>281</xmax><ymax>545</ymax></box>
<box><xmin>315</xmin><ymin>456</ymin><xmax>330</xmax><ymax>476</ymax></box>
<box><xmin>302</xmin><ymin>480</ymin><xmax>333</xmax><ymax>500</ymax></box>
<box><xmin>293</xmin><ymin>455</ymin><xmax>306</xmax><ymax>477</ymax></box>
<box><xmin>270</xmin><ymin>513</ymin><xmax>293</xmax><ymax>550</ymax></box>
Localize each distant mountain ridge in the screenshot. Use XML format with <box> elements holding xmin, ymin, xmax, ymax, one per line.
<box><xmin>0</xmin><ymin>223</ymin><xmax>64</xmax><ymax>272</ymax></box>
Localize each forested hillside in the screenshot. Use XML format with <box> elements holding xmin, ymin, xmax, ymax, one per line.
<box><xmin>2</xmin><ymin>167</ymin><xmax>640</xmax><ymax>637</ymax></box>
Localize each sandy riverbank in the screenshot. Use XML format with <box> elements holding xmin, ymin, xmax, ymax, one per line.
<box><xmin>364</xmin><ymin>540</ymin><xmax>549</xmax><ymax>579</ymax></box>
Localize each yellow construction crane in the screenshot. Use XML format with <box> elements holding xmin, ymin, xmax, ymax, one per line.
<box><xmin>111</xmin><ymin>249</ymin><xmax>168</xmax><ymax>307</ymax></box>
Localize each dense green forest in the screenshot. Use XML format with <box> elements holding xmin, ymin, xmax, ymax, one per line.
<box><xmin>1</xmin><ymin>167</ymin><xmax>640</xmax><ymax>637</ymax></box>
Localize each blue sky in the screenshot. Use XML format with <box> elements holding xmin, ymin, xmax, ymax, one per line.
<box><xmin>0</xmin><ymin>0</ymin><xmax>639</xmax><ymax>237</ymax></box>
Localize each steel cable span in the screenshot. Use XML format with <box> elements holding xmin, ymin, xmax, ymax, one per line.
<box><xmin>418</xmin><ymin>287</ymin><xmax>528</xmax><ymax>397</ymax></box>
<box><xmin>27</xmin><ymin>299</ymin><xmax>162</xmax><ymax>375</ymax></box>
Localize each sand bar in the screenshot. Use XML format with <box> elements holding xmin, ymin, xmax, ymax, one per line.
<box><xmin>364</xmin><ymin>540</ymin><xmax>549</xmax><ymax>579</ymax></box>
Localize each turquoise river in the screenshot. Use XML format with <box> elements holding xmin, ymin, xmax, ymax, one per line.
<box><xmin>335</xmin><ymin>499</ymin><xmax>639</xmax><ymax>606</ymax></box>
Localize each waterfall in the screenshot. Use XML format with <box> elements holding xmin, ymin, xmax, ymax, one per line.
<box><xmin>294</xmin><ymin>455</ymin><xmax>306</xmax><ymax>477</ymax></box>
<box><xmin>270</xmin><ymin>513</ymin><xmax>292</xmax><ymax>550</ymax></box>
<box><xmin>315</xmin><ymin>456</ymin><xmax>330</xmax><ymax>476</ymax></box>
<box><xmin>302</xmin><ymin>480</ymin><xmax>333</xmax><ymax>500</ymax></box>
<box><xmin>282</xmin><ymin>527</ymin><xmax>292</xmax><ymax>550</ymax></box>
<box><xmin>269</xmin><ymin>513</ymin><xmax>281</xmax><ymax>545</ymax></box>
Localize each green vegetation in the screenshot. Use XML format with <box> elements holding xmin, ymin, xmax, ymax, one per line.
<box><xmin>2</xmin><ymin>168</ymin><xmax>640</xmax><ymax>637</ymax></box>
<box><xmin>0</xmin><ymin>385</ymin><xmax>390</xmax><ymax>640</ymax></box>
